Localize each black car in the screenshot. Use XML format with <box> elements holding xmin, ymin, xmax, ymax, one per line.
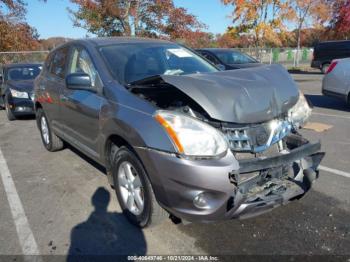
<box><xmin>0</xmin><ymin>63</ymin><xmax>42</xmax><ymax>120</ymax></box>
<box><xmin>196</xmin><ymin>48</ymin><xmax>262</xmax><ymax>70</ymax></box>
<box><xmin>311</xmin><ymin>40</ymin><xmax>350</xmax><ymax>73</ymax></box>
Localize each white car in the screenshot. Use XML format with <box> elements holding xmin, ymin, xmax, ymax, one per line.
<box><xmin>322</xmin><ymin>58</ymin><xmax>350</xmax><ymax>106</ymax></box>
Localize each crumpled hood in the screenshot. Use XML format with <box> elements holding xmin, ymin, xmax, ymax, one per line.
<box><xmin>7</xmin><ymin>80</ymin><xmax>34</xmax><ymax>92</ymax></box>
<box><xmin>162</xmin><ymin>64</ymin><xmax>299</xmax><ymax>124</ymax></box>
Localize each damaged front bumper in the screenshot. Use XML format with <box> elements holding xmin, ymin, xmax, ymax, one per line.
<box><xmin>228</xmin><ymin>134</ymin><xmax>324</xmax><ymax>219</ymax></box>
<box><xmin>136</xmin><ymin>134</ymin><xmax>324</xmax><ymax>223</ymax></box>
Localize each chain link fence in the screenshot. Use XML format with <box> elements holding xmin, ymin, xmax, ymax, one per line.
<box><xmin>233</xmin><ymin>47</ymin><xmax>314</xmax><ymax>68</ymax></box>
<box><xmin>0</xmin><ymin>48</ymin><xmax>313</xmax><ymax>69</ymax></box>
<box><xmin>0</xmin><ymin>51</ymin><xmax>49</xmax><ymax>65</ymax></box>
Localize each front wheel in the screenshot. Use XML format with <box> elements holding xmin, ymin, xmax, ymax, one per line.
<box><xmin>112</xmin><ymin>146</ymin><xmax>167</xmax><ymax>228</ymax></box>
<box><xmin>0</xmin><ymin>96</ymin><xmax>5</xmax><ymax>110</ymax></box>
<box><xmin>5</xmin><ymin>99</ymin><xmax>16</xmax><ymax>121</ymax></box>
<box><xmin>36</xmin><ymin>108</ymin><xmax>64</xmax><ymax>152</ymax></box>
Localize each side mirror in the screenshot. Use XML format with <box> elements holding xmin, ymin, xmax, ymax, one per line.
<box><xmin>66</xmin><ymin>73</ymin><xmax>93</xmax><ymax>91</ymax></box>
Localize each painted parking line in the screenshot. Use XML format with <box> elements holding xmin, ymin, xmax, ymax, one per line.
<box><xmin>0</xmin><ymin>148</ymin><xmax>41</xmax><ymax>256</ymax></box>
<box><xmin>313</xmin><ymin>112</ymin><xmax>350</xmax><ymax>120</ymax></box>
<box><xmin>319</xmin><ymin>165</ymin><xmax>350</xmax><ymax>179</ymax></box>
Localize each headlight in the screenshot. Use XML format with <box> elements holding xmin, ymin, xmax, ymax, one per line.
<box><xmin>154</xmin><ymin>110</ymin><xmax>228</xmax><ymax>157</ymax></box>
<box><xmin>288</xmin><ymin>92</ymin><xmax>312</xmax><ymax>128</ymax></box>
<box><xmin>10</xmin><ymin>89</ymin><xmax>29</xmax><ymax>99</ymax></box>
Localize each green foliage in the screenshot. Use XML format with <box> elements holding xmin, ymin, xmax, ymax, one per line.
<box><xmin>287</xmin><ymin>49</ymin><xmax>293</xmax><ymax>61</ymax></box>
<box><xmin>302</xmin><ymin>48</ymin><xmax>308</xmax><ymax>61</ymax></box>
<box><xmin>273</xmin><ymin>48</ymin><xmax>280</xmax><ymax>63</ymax></box>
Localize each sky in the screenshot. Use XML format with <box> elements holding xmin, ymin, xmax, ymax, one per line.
<box><xmin>26</xmin><ymin>0</ymin><xmax>233</xmax><ymax>39</ymax></box>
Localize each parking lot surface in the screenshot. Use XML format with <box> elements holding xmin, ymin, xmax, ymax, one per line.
<box><xmin>0</xmin><ymin>73</ymin><xmax>349</xmax><ymax>258</ymax></box>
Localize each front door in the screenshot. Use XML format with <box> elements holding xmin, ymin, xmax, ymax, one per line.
<box><xmin>60</xmin><ymin>46</ymin><xmax>103</xmax><ymax>158</ymax></box>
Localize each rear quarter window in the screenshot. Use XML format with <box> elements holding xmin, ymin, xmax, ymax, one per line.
<box><xmin>49</xmin><ymin>47</ymin><xmax>70</xmax><ymax>79</ymax></box>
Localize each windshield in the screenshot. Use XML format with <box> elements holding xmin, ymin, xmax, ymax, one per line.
<box><xmin>100</xmin><ymin>43</ymin><xmax>218</xmax><ymax>84</ymax></box>
<box><xmin>7</xmin><ymin>65</ymin><xmax>42</xmax><ymax>81</ymax></box>
<box><xmin>213</xmin><ymin>50</ymin><xmax>257</xmax><ymax>65</ymax></box>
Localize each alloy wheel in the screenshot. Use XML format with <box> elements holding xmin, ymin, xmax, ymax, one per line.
<box><xmin>41</xmin><ymin>116</ymin><xmax>50</xmax><ymax>145</ymax></box>
<box><xmin>117</xmin><ymin>161</ymin><xmax>144</xmax><ymax>215</ymax></box>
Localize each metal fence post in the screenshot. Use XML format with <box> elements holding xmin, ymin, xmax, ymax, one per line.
<box><xmin>293</xmin><ymin>50</ymin><xmax>297</xmax><ymax>67</ymax></box>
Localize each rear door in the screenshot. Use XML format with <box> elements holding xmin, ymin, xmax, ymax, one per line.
<box><xmin>42</xmin><ymin>46</ymin><xmax>70</xmax><ymax>133</ymax></box>
<box><xmin>60</xmin><ymin>45</ymin><xmax>103</xmax><ymax>159</ymax></box>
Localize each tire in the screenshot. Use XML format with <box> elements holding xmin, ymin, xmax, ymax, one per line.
<box><xmin>5</xmin><ymin>99</ymin><xmax>16</xmax><ymax>121</ymax></box>
<box><xmin>0</xmin><ymin>96</ymin><xmax>5</xmax><ymax>110</ymax></box>
<box><xmin>36</xmin><ymin>108</ymin><xmax>64</xmax><ymax>152</ymax></box>
<box><xmin>111</xmin><ymin>146</ymin><xmax>167</xmax><ymax>228</ymax></box>
<box><xmin>321</xmin><ymin>63</ymin><xmax>330</xmax><ymax>74</ymax></box>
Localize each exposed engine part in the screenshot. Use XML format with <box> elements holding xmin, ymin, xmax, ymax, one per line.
<box><xmin>129</xmin><ymin>81</ymin><xmax>209</xmax><ymax>120</ymax></box>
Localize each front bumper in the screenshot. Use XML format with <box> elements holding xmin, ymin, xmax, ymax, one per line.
<box><xmin>136</xmin><ymin>134</ymin><xmax>324</xmax><ymax>223</ymax></box>
<box><xmin>7</xmin><ymin>96</ymin><xmax>35</xmax><ymax>116</ymax></box>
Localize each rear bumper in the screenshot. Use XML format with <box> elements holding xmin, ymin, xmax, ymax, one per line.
<box><xmin>136</xmin><ymin>134</ymin><xmax>324</xmax><ymax>223</ymax></box>
<box><xmin>311</xmin><ymin>60</ymin><xmax>321</xmax><ymax>69</ymax></box>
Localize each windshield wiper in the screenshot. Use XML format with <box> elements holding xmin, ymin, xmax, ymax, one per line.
<box><xmin>128</xmin><ymin>75</ymin><xmax>163</xmax><ymax>87</ymax></box>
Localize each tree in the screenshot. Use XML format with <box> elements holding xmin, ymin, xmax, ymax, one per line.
<box><xmin>177</xmin><ymin>31</ymin><xmax>214</xmax><ymax>48</ymax></box>
<box><xmin>329</xmin><ymin>0</ymin><xmax>350</xmax><ymax>39</ymax></box>
<box><xmin>0</xmin><ymin>0</ymin><xmax>26</xmax><ymax>21</ymax></box>
<box><xmin>216</xmin><ymin>33</ymin><xmax>239</xmax><ymax>48</ymax></box>
<box><xmin>221</xmin><ymin>0</ymin><xmax>293</xmax><ymax>49</ymax></box>
<box><xmin>69</xmin><ymin>0</ymin><xmax>205</xmax><ymax>39</ymax></box>
<box><xmin>289</xmin><ymin>0</ymin><xmax>330</xmax><ymax>66</ymax></box>
<box><xmin>0</xmin><ymin>20</ymin><xmax>40</xmax><ymax>51</ymax></box>
<box><xmin>0</xmin><ymin>1</ymin><xmax>43</xmax><ymax>52</ymax></box>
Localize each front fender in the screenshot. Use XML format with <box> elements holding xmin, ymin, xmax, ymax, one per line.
<box><xmin>99</xmin><ymin>100</ymin><xmax>176</xmax><ymax>160</ymax></box>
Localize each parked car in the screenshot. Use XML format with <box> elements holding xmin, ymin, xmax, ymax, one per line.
<box><xmin>196</xmin><ymin>48</ymin><xmax>262</xmax><ymax>70</ymax></box>
<box><xmin>322</xmin><ymin>58</ymin><xmax>350</xmax><ymax>106</ymax></box>
<box><xmin>34</xmin><ymin>38</ymin><xmax>324</xmax><ymax>228</ymax></box>
<box><xmin>311</xmin><ymin>40</ymin><xmax>350</xmax><ymax>73</ymax></box>
<box><xmin>0</xmin><ymin>63</ymin><xmax>42</xmax><ymax>120</ymax></box>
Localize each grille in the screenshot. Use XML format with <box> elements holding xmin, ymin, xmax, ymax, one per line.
<box><xmin>223</xmin><ymin>119</ymin><xmax>292</xmax><ymax>153</ymax></box>
<box><xmin>226</xmin><ymin>129</ymin><xmax>251</xmax><ymax>151</ymax></box>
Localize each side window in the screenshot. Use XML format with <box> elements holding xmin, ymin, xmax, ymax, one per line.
<box><xmin>50</xmin><ymin>47</ymin><xmax>69</xmax><ymax>79</ymax></box>
<box><xmin>68</xmin><ymin>47</ymin><xmax>99</xmax><ymax>88</ymax></box>
<box><xmin>202</xmin><ymin>52</ymin><xmax>220</xmax><ymax>65</ymax></box>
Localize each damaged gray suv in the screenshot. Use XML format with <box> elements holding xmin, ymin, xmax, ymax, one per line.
<box><xmin>34</xmin><ymin>38</ymin><xmax>324</xmax><ymax>227</ymax></box>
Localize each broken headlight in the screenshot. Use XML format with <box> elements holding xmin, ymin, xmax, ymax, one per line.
<box><xmin>154</xmin><ymin>110</ymin><xmax>228</xmax><ymax>157</ymax></box>
<box><xmin>288</xmin><ymin>92</ymin><xmax>312</xmax><ymax>129</ymax></box>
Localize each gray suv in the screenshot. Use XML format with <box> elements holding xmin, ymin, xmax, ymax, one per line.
<box><xmin>34</xmin><ymin>38</ymin><xmax>324</xmax><ymax>227</ymax></box>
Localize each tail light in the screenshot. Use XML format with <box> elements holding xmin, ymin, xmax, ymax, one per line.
<box><xmin>326</xmin><ymin>61</ymin><xmax>338</xmax><ymax>74</ymax></box>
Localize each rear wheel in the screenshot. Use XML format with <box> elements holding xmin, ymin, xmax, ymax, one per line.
<box><xmin>5</xmin><ymin>99</ymin><xmax>16</xmax><ymax>121</ymax></box>
<box><xmin>111</xmin><ymin>146</ymin><xmax>167</xmax><ymax>228</ymax></box>
<box><xmin>36</xmin><ymin>108</ymin><xmax>64</xmax><ymax>152</ymax></box>
<box><xmin>321</xmin><ymin>63</ymin><xmax>330</xmax><ymax>74</ymax></box>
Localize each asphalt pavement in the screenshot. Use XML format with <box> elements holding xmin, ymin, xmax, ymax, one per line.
<box><xmin>0</xmin><ymin>73</ymin><xmax>349</xmax><ymax>260</ymax></box>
